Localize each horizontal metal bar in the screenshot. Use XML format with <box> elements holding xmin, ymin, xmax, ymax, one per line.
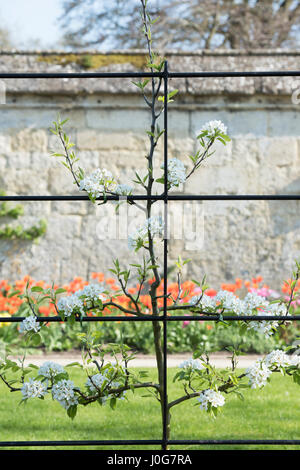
<box><xmin>0</xmin><ymin>439</ymin><xmax>299</xmax><ymax>447</ymax></box>
<box><xmin>169</xmin><ymin>71</ymin><xmax>300</xmax><ymax>78</ymax></box>
<box><xmin>0</xmin><ymin>315</ymin><xmax>299</xmax><ymax>323</ymax></box>
<box><xmin>162</xmin><ymin>315</ymin><xmax>300</xmax><ymax>321</ymax></box>
<box><xmin>167</xmin><ymin>195</ymin><xmax>300</xmax><ymax>201</ymax></box>
<box><xmin>0</xmin><ymin>72</ymin><xmax>163</xmax><ymax>79</ymax></box>
<box><xmin>0</xmin><ymin>194</ymin><xmax>299</xmax><ymax>202</ymax></box>
<box><xmin>0</xmin><ymin>316</ymin><xmax>162</xmax><ymax>322</ymax></box>
<box><xmin>1</xmin><ymin>71</ymin><xmax>300</xmax><ymax>79</ymax></box>
<box><xmin>0</xmin><ymin>439</ymin><xmax>162</xmax><ymax>447</ymax></box>
<box><xmin>169</xmin><ymin>439</ymin><xmax>300</xmax><ymax>445</ymax></box>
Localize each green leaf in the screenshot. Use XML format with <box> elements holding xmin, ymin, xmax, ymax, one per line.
<box><xmin>65</xmin><ymin>362</ymin><xmax>82</xmax><ymax>368</ymax></box>
<box><xmin>218</xmin><ymin>133</ymin><xmax>231</xmax><ymax>142</ymax></box>
<box><xmin>55</xmin><ymin>288</ymin><xmax>67</xmax><ymax>295</ymax></box>
<box><xmin>110</xmin><ymin>397</ymin><xmax>117</xmax><ymax>410</ymax></box>
<box><xmin>67</xmin><ymin>404</ymin><xmax>77</xmax><ymax>420</ymax></box>
<box><xmin>30</xmin><ymin>333</ymin><xmax>42</xmax><ymax>347</ymax></box>
<box><xmin>31</xmin><ymin>286</ymin><xmax>44</xmax><ymax>293</ymax></box>
<box><xmin>155</xmin><ymin>177</ymin><xmax>165</xmax><ymax>184</ymax></box>
<box><xmin>7</xmin><ymin>290</ymin><xmax>21</xmax><ymax>298</ymax></box>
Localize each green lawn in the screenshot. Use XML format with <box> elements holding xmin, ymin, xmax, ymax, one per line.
<box><xmin>0</xmin><ymin>368</ymin><xmax>299</xmax><ymax>450</ymax></box>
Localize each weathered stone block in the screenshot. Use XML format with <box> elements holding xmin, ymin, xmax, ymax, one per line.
<box><xmin>47</xmin><ymin>167</ymin><xmax>77</xmax><ymax>195</ymax></box>
<box><xmin>258</xmin><ymin>137</ymin><xmax>297</xmax><ymax>167</ymax></box>
<box><xmin>77</xmin><ymin>130</ymin><xmax>144</xmax><ymax>151</ymax></box>
<box><xmin>11</xmin><ymin>129</ymin><xmax>47</xmax><ymax>152</ymax></box>
<box><xmin>0</xmin><ymin>134</ymin><xmax>11</xmax><ymax>153</ymax></box>
<box><xmin>5</xmin><ymin>151</ymin><xmax>31</xmax><ymax>169</ymax></box>
<box><xmin>86</xmin><ymin>108</ymin><xmax>149</xmax><ymax>132</ymax></box>
<box><xmin>0</xmin><ymin>169</ymin><xmax>48</xmax><ymax>194</ymax></box>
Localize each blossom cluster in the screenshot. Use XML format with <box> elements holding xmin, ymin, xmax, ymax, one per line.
<box><xmin>18</xmin><ymin>360</ymin><xmax>127</xmax><ymax>413</ymax></box>
<box><xmin>78</xmin><ymin>168</ymin><xmax>135</xmax><ymax>202</ymax></box>
<box><xmin>38</xmin><ymin>361</ymin><xmax>65</xmax><ymax>379</ymax></box>
<box><xmin>179</xmin><ymin>349</ymin><xmax>300</xmax><ymax>413</ymax></box>
<box><xmin>190</xmin><ymin>290</ymin><xmax>288</xmax><ymax>336</ymax></box>
<box><xmin>197</xmin><ymin>389</ymin><xmax>225</xmax><ymax>411</ymax></box>
<box><xmin>179</xmin><ymin>358</ymin><xmax>204</xmax><ymax>371</ymax></box>
<box><xmin>21</xmin><ymin>361</ymin><xmax>75</xmax><ymax>409</ymax></box>
<box><xmin>245</xmin><ymin>349</ymin><xmax>300</xmax><ymax>389</ymax></box>
<box><xmin>86</xmin><ymin>372</ymin><xmax>108</xmax><ymax>392</ymax></box>
<box><xmin>79</xmin><ymin>168</ymin><xmax>117</xmax><ymax>200</ymax></box>
<box><xmin>161</xmin><ymin>158</ymin><xmax>186</xmax><ymax>188</ymax></box>
<box><xmin>128</xmin><ymin>216</ymin><xmax>164</xmax><ymax>251</ymax></box>
<box><xmin>1</xmin><ymin>273</ymin><xmax>297</xmax><ymax>322</ymax></box>
<box><xmin>57</xmin><ymin>282</ymin><xmax>105</xmax><ymax>318</ymax></box>
<box><xmin>19</xmin><ymin>315</ymin><xmax>41</xmax><ymax>334</ymax></box>
<box><xmin>245</xmin><ymin>360</ymin><xmax>272</xmax><ymax>389</ymax></box>
<box><xmin>114</xmin><ymin>184</ymin><xmax>133</xmax><ymax>196</ymax></box>
<box><xmin>52</xmin><ymin>379</ymin><xmax>78</xmax><ymax>410</ymax></box>
<box><xmin>86</xmin><ymin>372</ymin><xmax>126</xmax><ymax>403</ymax></box>
<box><xmin>21</xmin><ymin>378</ymin><xmax>47</xmax><ymax>400</ymax></box>
<box><xmin>199</xmin><ymin>120</ymin><xmax>227</xmax><ymax>141</ymax></box>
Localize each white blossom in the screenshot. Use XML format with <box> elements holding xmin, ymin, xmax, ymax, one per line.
<box><xmin>52</xmin><ymin>379</ymin><xmax>78</xmax><ymax>410</ymax></box>
<box><xmin>19</xmin><ymin>315</ymin><xmax>40</xmax><ymax>333</ymax></box>
<box><xmin>86</xmin><ymin>373</ymin><xmax>126</xmax><ymax>401</ymax></box>
<box><xmin>79</xmin><ymin>168</ymin><xmax>117</xmax><ymax>199</ymax></box>
<box><xmin>21</xmin><ymin>379</ymin><xmax>47</xmax><ymax>399</ymax></box>
<box><xmin>199</xmin><ymin>120</ymin><xmax>227</xmax><ymax>141</ymax></box>
<box><xmin>161</xmin><ymin>158</ymin><xmax>186</xmax><ymax>187</ymax></box>
<box><xmin>197</xmin><ymin>389</ymin><xmax>225</xmax><ymax>410</ymax></box>
<box><xmin>86</xmin><ymin>373</ymin><xmax>108</xmax><ymax>393</ymax></box>
<box><xmin>110</xmin><ymin>381</ymin><xmax>126</xmax><ymax>400</ymax></box>
<box><xmin>264</xmin><ymin>349</ymin><xmax>291</xmax><ymax>368</ymax></box>
<box><xmin>179</xmin><ymin>358</ymin><xmax>204</xmax><ymax>371</ymax></box>
<box><xmin>289</xmin><ymin>354</ymin><xmax>300</xmax><ymax>367</ymax></box>
<box><xmin>57</xmin><ymin>283</ymin><xmax>105</xmax><ymax>317</ymax></box>
<box><xmin>215</xmin><ymin>290</ymin><xmax>244</xmax><ymax>314</ymax></box>
<box><xmin>38</xmin><ymin>361</ymin><xmax>65</xmax><ymax>379</ymax></box>
<box><xmin>128</xmin><ymin>216</ymin><xmax>164</xmax><ymax>250</ymax></box>
<box><xmin>78</xmin><ymin>283</ymin><xmax>105</xmax><ymax>303</ymax></box>
<box><xmin>246</xmin><ymin>302</ymin><xmax>288</xmax><ymax>337</ymax></box>
<box><xmin>190</xmin><ymin>294</ymin><xmax>216</xmax><ymax>310</ymax></box>
<box><xmin>189</xmin><ymin>288</ymin><xmax>289</xmax><ymax>337</ymax></box>
<box><xmin>245</xmin><ymin>360</ymin><xmax>272</xmax><ymax>389</ymax></box>
<box><xmin>241</xmin><ymin>292</ymin><xmax>269</xmax><ymax>314</ymax></box>
<box><xmin>114</xmin><ymin>184</ymin><xmax>133</xmax><ymax>196</ymax></box>
<box><xmin>57</xmin><ymin>294</ymin><xmax>85</xmax><ymax>318</ymax></box>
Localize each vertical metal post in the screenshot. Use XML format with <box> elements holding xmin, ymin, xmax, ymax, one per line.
<box><xmin>162</xmin><ymin>60</ymin><xmax>169</xmax><ymax>451</ymax></box>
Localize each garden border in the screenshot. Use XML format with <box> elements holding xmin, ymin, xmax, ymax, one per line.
<box><xmin>0</xmin><ymin>64</ymin><xmax>300</xmax><ymax>450</ymax></box>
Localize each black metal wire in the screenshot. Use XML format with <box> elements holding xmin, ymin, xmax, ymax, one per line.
<box><xmin>0</xmin><ymin>314</ymin><xmax>299</xmax><ymax>322</ymax></box>
<box><xmin>1</xmin><ymin>65</ymin><xmax>300</xmax><ymax>449</ymax></box>
<box><xmin>0</xmin><ymin>194</ymin><xmax>300</xmax><ymax>201</ymax></box>
<box><xmin>0</xmin><ymin>439</ymin><xmax>299</xmax><ymax>448</ymax></box>
<box><xmin>1</xmin><ymin>70</ymin><xmax>300</xmax><ymax>79</ymax></box>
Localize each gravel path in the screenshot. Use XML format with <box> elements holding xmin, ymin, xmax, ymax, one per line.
<box><xmin>12</xmin><ymin>351</ymin><xmax>262</xmax><ymax>368</ymax></box>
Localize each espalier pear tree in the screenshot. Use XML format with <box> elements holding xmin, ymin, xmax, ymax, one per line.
<box><xmin>1</xmin><ymin>0</ymin><xmax>300</xmax><ymax>449</ymax></box>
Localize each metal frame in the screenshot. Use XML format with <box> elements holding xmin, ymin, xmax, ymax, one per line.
<box><xmin>0</xmin><ymin>64</ymin><xmax>300</xmax><ymax>449</ymax></box>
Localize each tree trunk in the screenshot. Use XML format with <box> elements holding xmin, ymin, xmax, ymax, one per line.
<box><xmin>152</xmin><ymin>320</ymin><xmax>171</xmax><ymax>449</ymax></box>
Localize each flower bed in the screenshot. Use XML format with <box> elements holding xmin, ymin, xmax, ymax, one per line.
<box><xmin>0</xmin><ymin>273</ymin><xmax>299</xmax><ymax>354</ymax></box>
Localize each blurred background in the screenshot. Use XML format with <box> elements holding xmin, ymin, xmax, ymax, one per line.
<box><xmin>1</xmin><ymin>0</ymin><xmax>300</xmax><ymax>51</ymax></box>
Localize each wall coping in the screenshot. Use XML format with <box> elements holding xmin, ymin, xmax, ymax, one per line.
<box><xmin>0</xmin><ymin>50</ymin><xmax>300</xmax><ymax>96</ymax></box>
<box><xmin>1</xmin><ymin>49</ymin><xmax>300</xmax><ymax>56</ymax></box>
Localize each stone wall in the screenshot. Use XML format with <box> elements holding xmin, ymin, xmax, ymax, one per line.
<box><xmin>0</xmin><ymin>50</ymin><xmax>300</xmax><ymax>289</ymax></box>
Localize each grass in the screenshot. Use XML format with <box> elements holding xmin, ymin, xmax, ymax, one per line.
<box><xmin>0</xmin><ymin>367</ymin><xmax>299</xmax><ymax>450</ymax></box>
